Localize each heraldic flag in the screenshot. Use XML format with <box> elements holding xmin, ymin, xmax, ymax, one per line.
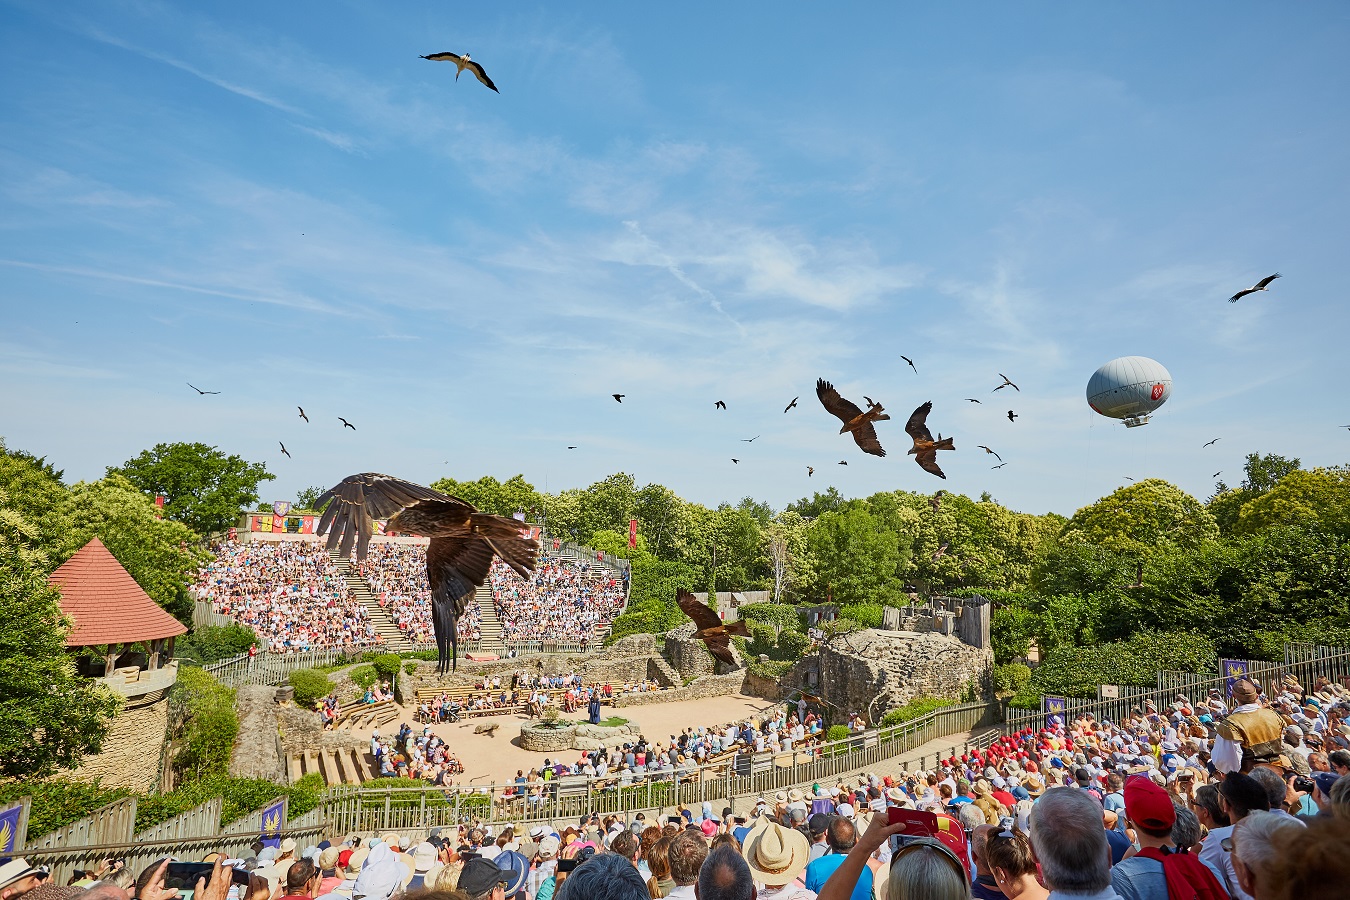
<box><xmin>0</xmin><ymin>800</ymin><xmax>25</xmax><ymax>859</ymax></box>
<box><xmin>259</xmin><ymin>797</ymin><xmax>287</xmax><ymax>850</ymax></box>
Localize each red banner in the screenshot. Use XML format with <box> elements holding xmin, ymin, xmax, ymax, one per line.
<box><xmin>628</xmin><ymin>519</ymin><xmax>638</xmax><ymax>549</ymax></box>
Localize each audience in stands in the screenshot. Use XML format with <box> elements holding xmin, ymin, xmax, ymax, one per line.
<box><xmin>194</xmin><ymin>540</ymin><xmax>378</xmax><ymax>651</ymax></box>
<box><xmin>354</xmin><ymin>543</ymin><xmax>482</xmax><ymax>646</ymax></box>
<box><xmin>492</xmin><ymin>558</ymin><xmax>627</xmax><ymax>646</ymax></box>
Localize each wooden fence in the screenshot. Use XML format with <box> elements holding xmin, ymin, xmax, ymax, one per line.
<box><xmin>188</xmin><ymin>649</ymin><xmax>349</xmax><ymax>688</ymax></box>
<box><xmin>132</xmin><ymin>799</ymin><xmax>223</xmax><ymax>843</ymax></box>
<box><xmin>192</xmin><ymin>600</ymin><xmax>235</xmax><ymax>630</ymax></box>
<box><xmin>322</xmin><ymin>700</ymin><xmax>1002</xmax><ymax>834</ymax></box>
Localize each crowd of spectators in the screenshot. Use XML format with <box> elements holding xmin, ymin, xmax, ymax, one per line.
<box><xmin>193</xmin><ymin>540</ymin><xmax>379</xmax><ymax>652</ymax></box>
<box><xmin>369</xmin><ymin>722</ymin><xmax>464</xmax><ymax>784</ymax></box>
<box><xmin>353</xmin><ymin>544</ymin><xmax>482</xmax><ymax>646</ymax></box>
<box><xmin>491</xmin><ymin>559</ymin><xmax>627</xmax><ymax>645</ymax></box>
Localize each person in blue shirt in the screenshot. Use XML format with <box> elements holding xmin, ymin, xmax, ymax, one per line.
<box><xmin>803</xmin><ymin>818</ymin><xmax>873</xmax><ymax>900</ymax></box>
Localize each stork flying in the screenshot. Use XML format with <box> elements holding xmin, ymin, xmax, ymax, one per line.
<box><xmin>1229</xmin><ymin>273</ymin><xmax>1280</xmax><ymax>303</ymax></box>
<box><xmin>315</xmin><ymin>474</ymin><xmax>538</xmax><ymax>673</ymax></box>
<box><xmin>420</xmin><ymin>52</ymin><xmax>499</xmax><ymax>93</ymax></box>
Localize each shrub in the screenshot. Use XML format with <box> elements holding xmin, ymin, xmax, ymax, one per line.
<box><xmin>839</xmin><ymin>603</ymin><xmax>884</xmax><ymax>629</ymax></box>
<box><xmin>775</xmin><ymin>629</ymin><xmax>810</xmax><ymax>661</ymax></box>
<box><xmin>744</xmin><ymin>657</ymin><xmax>793</xmax><ymax>679</ymax></box>
<box><xmin>825</xmin><ymin>725</ymin><xmax>851</xmax><ymax>743</ymax></box>
<box><xmin>993</xmin><ymin>663</ymin><xmax>1032</xmax><ymax>695</ymax></box>
<box><xmin>738</xmin><ymin>603</ymin><xmax>803</xmax><ymax>631</ymax></box>
<box><xmin>288</xmin><ymin>669</ymin><xmax>334</xmax><ymax>708</ymax></box>
<box><xmin>879</xmin><ymin>697</ymin><xmax>957</xmax><ymax>727</ymax></box>
<box><xmin>349</xmin><ymin>665</ymin><xmax>378</xmax><ymax>691</ymax></box>
<box><xmin>174</xmin><ymin>624</ymin><xmax>259</xmax><ymax>663</ymax></box>
<box><xmin>171</xmin><ymin>666</ymin><xmax>238</xmax><ymax>783</ymax></box>
<box><xmin>369</xmin><ymin>653</ymin><xmax>403</xmax><ymax>681</ymax></box>
<box><xmin>404</xmin><ymin>661</ymin><xmax>419</xmax><ymax>675</ymax></box>
<box><xmin>1012</xmin><ymin>631</ymin><xmax>1216</xmax><ymax>706</ymax></box>
<box><xmin>0</xmin><ymin>779</ymin><xmax>130</xmax><ymax>840</ymax></box>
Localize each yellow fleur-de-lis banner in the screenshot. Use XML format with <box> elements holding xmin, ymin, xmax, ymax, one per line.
<box><xmin>0</xmin><ymin>802</ymin><xmax>23</xmax><ymax>855</ymax></box>
<box><xmin>259</xmin><ymin>797</ymin><xmax>287</xmax><ymax>849</ymax></box>
<box><xmin>1221</xmin><ymin>659</ymin><xmax>1248</xmax><ymax>698</ymax></box>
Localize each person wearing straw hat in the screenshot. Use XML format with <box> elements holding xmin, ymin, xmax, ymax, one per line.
<box><xmin>743</xmin><ymin>821</ymin><xmax>815</xmax><ymax>900</ymax></box>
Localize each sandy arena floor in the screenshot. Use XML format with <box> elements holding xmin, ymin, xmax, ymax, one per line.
<box><xmin>349</xmin><ymin>693</ymin><xmax>784</xmax><ymax>786</ymax></box>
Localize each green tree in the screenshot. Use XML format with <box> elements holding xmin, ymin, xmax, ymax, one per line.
<box><xmin>0</xmin><ymin>438</ymin><xmax>74</xmax><ymax>560</ymax></box>
<box><xmin>764</xmin><ymin>511</ymin><xmax>815</xmax><ymax>602</ymax></box>
<box><xmin>787</xmin><ymin>487</ymin><xmax>846</xmax><ymax>519</ymax></box>
<box><xmin>0</xmin><ymin>519</ymin><xmax>120</xmax><ymax>778</ymax></box>
<box><xmin>1234</xmin><ymin>468</ymin><xmax>1350</xmax><ymax>538</ymax></box>
<box><xmin>430</xmin><ymin>474</ymin><xmax>544</xmax><ymax>518</ymax></box>
<box><xmin>1057</xmin><ymin>479</ymin><xmax>1218</xmax><ymax>556</ymax></box>
<box><xmin>294</xmin><ymin>485</ymin><xmax>330</xmax><ymax>513</ymax></box>
<box><xmin>806</xmin><ymin>506</ymin><xmax>901</xmax><ymax>606</ymax></box>
<box><xmin>67</xmin><ymin>475</ymin><xmax>208</xmax><ymax>620</ymax></box>
<box><xmin>170</xmin><ymin>667</ymin><xmax>238</xmax><ymax>782</ymax></box>
<box><xmin>1209</xmin><ymin>452</ymin><xmax>1302</xmax><ymax>533</ymax></box>
<box><xmin>110</xmin><ymin>443</ymin><xmax>274</xmax><ymax>536</ymax></box>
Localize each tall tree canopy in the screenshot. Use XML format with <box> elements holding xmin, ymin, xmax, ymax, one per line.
<box><xmin>110</xmin><ymin>442</ymin><xmax>274</xmax><ymax>536</ymax></box>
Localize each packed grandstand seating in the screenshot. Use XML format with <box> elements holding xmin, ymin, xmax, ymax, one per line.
<box><xmin>192</xmin><ymin>540</ymin><xmax>380</xmax><ymax>651</ymax></box>
<box><xmin>492</xmin><ymin>557</ymin><xmax>627</xmax><ymax>644</ymax></box>
<box><xmin>352</xmin><ymin>543</ymin><xmax>482</xmax><ymax>644</ymax></box>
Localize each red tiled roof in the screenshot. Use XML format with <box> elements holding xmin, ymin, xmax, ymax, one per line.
<box><xmin>48</xmin><ymin>537</ymin><xmax>188</xmax><ymax>646</ymax></box>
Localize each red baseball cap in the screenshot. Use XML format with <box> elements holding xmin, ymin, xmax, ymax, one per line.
<box><xmin>1124</xmin><ymin>775</ymin><xmax>1176</xmax><ymax>830</ymax></box>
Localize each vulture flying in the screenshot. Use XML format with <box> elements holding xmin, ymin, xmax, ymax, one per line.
<box><xmin>905</xmin><ymin>402</ymin><xmax>954</xmax><ymax>479</ymax></box>
<box><xmin>817</xmin><ymin>378</ymin><xmax>888</xmax><ymax>457</ymax></box>
<box><xmin>676</xmin><ymin>589</ymin><xmax>749</xmax><ymax>666</ymax></box>
<box><xmin>315</xmin><ymin>474</ymin><xmax>538</xmax><ymax>674</ymax></box>
<box><xmin>420</xmin><ymin>52</ymin><xmax>499</xmax><ymax>93</ymax></box>
<box><xmin>1229</xmin><ymin>273</ymin><xmax>1280</xmax><ymax>303</ymax></box>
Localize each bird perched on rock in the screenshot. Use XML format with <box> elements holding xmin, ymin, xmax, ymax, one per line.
<box><xmin>817</xmin><ymin>378</ymin><xmax>888</xmax><ymax>456</ymax></box>
<box><xmin>905</xmin><ymin>402</ymin><xmax>955</xmax><ymax>479</ymax></box>
<box><xmin>1229</xmin><ymin>273</ymin><xmax>1280</xmax><ymax>303</ymax></box>
<box><xmin>315</xmin><ymin>474</ymin><xmax>538</xmax><ymax>674</ymax></box>
<box><xmin>676</xmin><ymin>590</ymin><xmax>750</xmax><ymax>666</ymax></box>
<box><xmin>419</xmin><ymin>51</ymin><xmax>499</xmax><ymax>92</ymax></box>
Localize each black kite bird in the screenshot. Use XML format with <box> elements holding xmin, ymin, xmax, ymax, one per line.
<box><xmin>741</xmin><ymin>436</ymin><xmax>759</xmax><ymax>443</ymax></box>
<box><xmin>339</xmin><ymin>417</ymin><xmax>356</xmax><ymax>430</ymax></box>
<box><xmin>991</xmin><ymin>462</ymin><xmax>1007</xmax><ymax>469</ymax></box>
<box><xmin>1229</xmin><ymin>273</ymin><xmax>1280</xmax><ymax>303</ymax></box>
<box><xmin>993</xmin><ymin>374</ymin><xmax>1019</xmax><ymax>392</ymax></box>
<box><xmin>715</xmin><ymin>400</ymin><xmax>726</xmax><ymax>410</ymax></box>
<box><xmin>784</xmin><ymin>396</ymin><xmax>798</xmax><ymax>413</ymax></box>
<box><xmin>900</xmin><ymin>355</ymin><xmax>917</xmax><ymax>373</ymax></box>
<box><xmin>612</xmin><ymin>394</ymin><xmax>624</xmax><ymax>403</ymax></box>
<box><xmin>977</xmin><ymin>445</ymin><xmax>1002</xmax><ymax>462</ymax></box>
<box><xmin>298</xmin><ymin>407</ymin><xmax>309</xmax><ymax>423</ymax></box>
<box><xmin>315</xmin><ymin>474</ymin><xmax>538</xmax><ymax>674</ymax></box>
<box><xmin>863</xmin><ymin>395</ymin><xmax>879</xmax><ymax>408</ymax></box>
<box><xmin>187</xmin><ymin>382</ymin><xmax>220</xmax><ymax>395</ymax></box>
<box><xmin>1203</xmin><ymin>438</ymin><xmax>1220</xmax><ymax>448</ymax></box>
<box><xmin>965</xmin><ymin>398</ymin><xmax>981</xmax><ymax>404</ymax></box>
<box><xmin>1007</xmin><ymin>410</ymin><xmax>1018</xmax><ymax>422</ymax></box>
<box><xmin>567</xmin><ymin>445</ymin><xmax>578</xmax><ymax>450</ymax></box>
<box><xmin>929</xmin><ymin>490</ymin><xmax>945</xmax><ymax>512</ymax></box>
<box><xmin>905</xmin><ymin>402</ymin><xmax>954</xmax><ymax>479</ymax></box>
<box><xmin>731</xmin><ymin>458</ymin><xmax>740</xmax><ymax>464</ymax></box>
<box><xmin>933</xmin><ymin>542</ymin><xmax>949</xmax><ymax>562</ymax></box>
<box><xmin>838</xmin><ymin>460</ymin><xmax>848</xmax><ymax>466</ymax></box>
<box><xmin>807</xmin><ymin>466</ymin><xmax>814</xmax><ymax>477</ymax></box>
<box><xmin>676</xmin><ymin>589</ymin><xmax>750</xmax><ymax>666</ymax></box>
<box><xmin>279</xmin><ymin>442</ymin><xmax>291</xmax><ymax>459</ymax></box>
<box><xmin>817</xmin><ymin>378</ymin><xmax>888</xmax><ymax>457</ymax></box>
<box><xmin>420</xmin><ymin>52</ymin><xmax>499</xmax><ymax>93</ymax></box>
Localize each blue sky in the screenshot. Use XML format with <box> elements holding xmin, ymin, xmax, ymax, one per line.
<box><xmin>2</xmin><ymin>1</ymin><xmax>1348</xmax><ymax>517</ymax></box>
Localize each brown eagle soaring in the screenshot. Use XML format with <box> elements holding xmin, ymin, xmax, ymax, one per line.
<box><xmin>817</xmin><ymin>378</ymin><xmax>888</xmax><ymax>457</ymax></box>
<box><xmin>315</xmin><ymin>473</ymin><xmax>538</xmax><ymax>674</ymax></box>
<box><xmin>676</xmin><ymin>590</ymin><xmax>750</xmax><ymax>666</ymax></box>
<box><xmin>905</xmin><ymin>402</ymin><xmax>955</xmax><ymax>478</ymax></box>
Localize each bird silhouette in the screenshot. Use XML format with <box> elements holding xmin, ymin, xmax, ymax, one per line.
<box><xmin>731</xmin><ymin>459</ymin><xmax>739</xmax><ymax>464</ymax></box>
<box><xmin>807</xmin><ymin>466</ymin><xmax>814</xmax><ymax>477</ymax></box>
<box><xmin>1229</xmin><ymin>273</ymin><xmax>1280</xmax><ymax>303</ymax></box>
<box><xmin>339</xmin><ymin>417</ymin><xmax>356</xmax><ymax>430</ymax></box>
<box><xmin>993</xmin><ymin>374</ymin><xmax>1019</xmax><ymax>392</ymax></box>
<box><xmin>838</xmin><ymin>460</ymin><xmax>848</xmax><ymax>466</ymax></box>
<box><xmin>991</xmin><ymin>462</ymin><xmax>1008</xmax><ymax>470</ymax></box>
<box><xmin>1213</xmin><ymin>471</ymin><xmax>1222</xmax><ymax>479</ymax></box>
<box><xmin>567</xmin><ymin>446</ymin><xmax>578</xmax><ymax>450</ymax></box>
<box><xmin>715</xmin><ymin>401</ymin><xmax>726</xmax><ymax>410</ymax></box>
<box><xmin>676</xmin><ymin>590</ymin><xmax>750</xmax><ymax>666</ymax></box>
<box><xmin>741</xmin><ymin>436</ymin><xmax>760</xmax><ymax>443</ymax></box>
<box><xmin>612</xmin><ymin>394</ymin><xmax>624</xmax><ymax>403</ymax></box>
<box><xmin>900</xmin><ymin>356</ymin><xmax>917</xmax><ymax>373</ymax></box>
<box><xmin>784</xmin><ymin>397</ymin><xmax>798</xmax><ymax>413</ymax></box>
<box><xmin>187</xmin><ymin>383</ymin><xmax>220</xmax><ymax>395</ymax></box>
<box><xmin>965</xmin><ymin>398</ymin><xmax>981</xmax><ymax>404</ymax></box>
<box><xmin>298</xmin><ymin>407</ymin><xmax>309</xmax><ymax>423</ymax></box>
<box><xmin>1124</xmin><ymin>477</ymin><xmax>1136</xmax><ymax>482</ymax></box>
<box><xmin>817</xmin><ymin>379</ymin><xmax>889</xmax><ymax>457</ymax></box>
<box><xmin>1203</xmin><ymin>438</ymin><xmax>1221</xmax><ymax>448</ymax></box>
<box><xmin>905</xmin><ymin>402</ymin><xmax>955</xmax><ymax>479</ymax></box>
<box><xmin>929</xmin><ymin>490</ymin><xmax>946</xmax><ymax>512</ymax></box>
<box><xmin>932</xmin><ymin>542</ymin><xmax>949</xmax><ymax>561</ymax></box>
<box><xmin>1007</xmin><ymin>410</ymin><xmax>1018</xmax><ymax>422</ymax></box>
<box><xmin>977</xmin><ymin>445</ymin><xmax>1002</xmax><ymax>462</ymax></box>
<box><xmin>419</xmin><ymin>52</ymin><xmax>499</xmax><ymax>92</ymax></box>
<box><xmin>279</xmin><ymin>442</ymin><xmax>291</xmax><ymax>458</ymax></box>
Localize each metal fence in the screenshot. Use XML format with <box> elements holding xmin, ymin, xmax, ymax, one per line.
<box><xmin>1007</xmin><ymin>646</ymin><xmax>1350</xmax><ymax>735</ymax></box>
<box><xmin>322</xmin><ymin>700</ymin><xmax>1001</xmax><ymax>833</ymax></box>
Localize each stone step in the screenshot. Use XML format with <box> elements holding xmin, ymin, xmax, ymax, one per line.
<box><xmin>329</xmin><ymin>550</ymin><xmax>414</xmax><ymax>652</ymax></box>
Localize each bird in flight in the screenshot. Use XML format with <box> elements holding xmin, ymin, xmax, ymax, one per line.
<box><xmin>676</xmin><ymin>589</ymin><xmax>750</xmax><ymax>666</ymax></box>
<box><xmin>1213</xmin><ymin>471</ymin><xmax>1222</xmax><ymax>479</ymax></box>
<box><xmin>612</xmin><ymin>394</ymin><xmax>624</xmax><ymax>403</ymax></box>
<box><xmin>419</xmin><ymin>52</ymin><xmax>499</xmax><ymax>93</ymax></box>
<box><xmin>1124</xmin><ymin>477</ymin><xmax>1136</xmax><ymax>482</ymax></box>
<box><xmin>339</xmin><ymin>417</ymin><xmax>356</xmax><ymax>430</ymax></box>
<box><xmin>566</xmin><ymin>446</ymin><xmax>578</xmax><ymax>450</ymax></box>
<box><xmin>863</xmin><ymin>395</ymin><xmax>880</xmax><ymax>408</ymax></box>
<box><xmin>965</xmin><ymin>398</ymin><xmax>981</xmax><ymax>404</ymax></box>
<box><xmin>298</xmin><ymin>407</ymin><xmax>309</xmax><ymax>423</ymax></box>
<box><xmin>929</xmin><ymin>490</ymin><xmax>945</xmax><ymax>513</ymax></box>
<box><xmin>976</xmin><ymin>445</ymin><xmax>1002</xmax><ymax>462</ymax></box>
<box><xmin>784</xmin><ymin>397</ymin><xmax>798</xmax><ymax>413</ymax></box>
<box><xmin>905</xmin><ymin>402</ymin><xmax>955</xmax><ymax>479</ymax></box>
<box><xmin>741</xmin><ymin>436</ymin><xmax>760</xmax><ymax>443</ymax></box>
<box><xmin>838</xmin><ymin>460</ymin><xmax>848</xmax><ymax>466</ymax></box>
<box><xmin>932</xmin><ymin>542</ymin><xmax>950</xmax><ymax>562</ymax></box>
<box><xmin>993</xmin><ymin>374</ymin><xmax>1019</xmax><ymax>392</ymax></box>
<box><xmin>279</xmin><ymin>442</ymin><xmax>291</xmax><ymax>459</ymax></box>
<box><xmin>807</xmin><ymin>466</ymin><xmax>814</xmax><ymax>477</ymax></box>
<box><xmin>1202</xmin><ymin>438</ymin><xmax>1220</xmax><ymax>448</ymax></box>
<box><xmin>900</xmin><ymin>355</ymin><xmax>917</xmax><ymax>373</ymax></box>
<box><xmin>817</xmin><ymin>378</ymin><xmax>889</xmax><ymax>457</ymax></box>
<box><xmin>715</xmin><ymin>400</ymin><xmax>726</xmax><ymax>410</ymax></box>
<box><xmin>315</xmin><ymin>473</ymin><xmax>538</xmax><ymax>673</ymax></box>
<box><xmin>1007</xmin><ymin>410</ymin><xmax>1018</xmax><ymax>422</ymax></box>
<box><xmin>991</xmin><ymin>462</ymin><xmax>1008</xmax><ymax>470</ymax></box>
<box><xmin>187</xmin><ymin>383</ymin><xmax>220</xmax><ymax>395</ymax></box>
<box><xmin>731</xmin><ymin>458</ymin><xmax>740</xmax><ymax>464</ymax></box>
<box><xmin>1229</xmin><ymin>273</ymin><xmax>1280</xmax><ymax>303</ymax></box>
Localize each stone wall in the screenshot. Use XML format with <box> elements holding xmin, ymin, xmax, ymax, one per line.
<box><xmin>663</xmin><ymin>622</ymin><xmax>743</xmax><ymax>681</ymax></box>
<box><xmin>610</xmin><ymin>671</ymin><xmax>746</xmax><ymax>708</ymax></box>
<box><xmin>741</xmin><ymin>671</ymin><xmax>788</xmax><ymax>702</ymax></box>
<box><xmin>230</xmin><ymin>684</ymin><xmax>287</xmax><ymax>782</ymax></box>
<box><xmin>878</xmin><ymin>596</ymin><xmax>991</xmax><ymax>651</ymax></box>
<box><xmin>518</xmin><ymin>721</ymin><xmax>643</xmax><ymax>752</ymax></box>
<box><xmin>66</xmin><ymin>690</ymin><xmax>170</xmax><ymax>792</ymax></box>
<box><xmin>408</xmin><ymin>633</ymin><xmax>678</xmax><ymax>695</ymax></box>
<box><xmin>795</xmin><ymin>629</ymin><xmax>991</xmax><ymax>724</ymax></box>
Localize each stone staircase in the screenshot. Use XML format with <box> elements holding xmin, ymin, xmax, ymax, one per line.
<box><xmin>475</xmin><ymin>583</ymin><xmax>503</xmax><ymax>656</ymax></box>
<box><xmin>287</xmin><ymin>746</ymin><xmax>378</xmax><ymax>786</ymax></box>
<box><xmin>329</xmin><ymin>550</ymin><xmax>412</xmax><ymax>652</ymax></box>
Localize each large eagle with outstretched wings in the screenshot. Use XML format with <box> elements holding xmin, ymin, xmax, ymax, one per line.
<box><xmin>676</xmin><ymin>590</ymin><xmax>750</xmax><ymax>666</ymax></box>
<box><xmin>816</xmin><ymin>378</ymin><xmax>888</xmax><ymax>457</ymax></box>
<box><xmin>315</xmin><ymin>474</ymin><xmax>538</xmax><ymax>673</ymax></box>
<box><xmin>905</xmin><ymin>402</ymin><xmax>955</xmax><ymax>479</ymax></box>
